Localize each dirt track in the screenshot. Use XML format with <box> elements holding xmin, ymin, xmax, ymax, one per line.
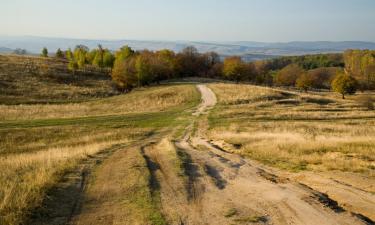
<box><xmin>35</xmin><ymin>85</ymin><xmax>373</xmax><ymax>225</ymax></box>
<box><xmin>155</xmin><ymin>85</ymin><xmax>372</xmax><ymax>225</ymax></box>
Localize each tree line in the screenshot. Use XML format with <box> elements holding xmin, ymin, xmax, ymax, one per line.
<box><xmin>40</xmin><ymin>46</ymin><xmax>374</xmax><ymax>98</ymax></box>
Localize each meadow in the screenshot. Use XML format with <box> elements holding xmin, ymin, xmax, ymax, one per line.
<box><xmin>0</xmin><ymin>83</ymin><xmax>199</xmax><ymax>225</ymax></box>
<box><xmin>208</xmin><ymin>83</ymin><xmax>375</xmax><ymax>175</ymax></box>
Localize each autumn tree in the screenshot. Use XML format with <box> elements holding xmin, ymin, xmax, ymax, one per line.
<box><xmin>331</xmin><ymin>73</ymin><xmax>358</xmax><ymax>99</ymax></box>
<box><xmin>296</xmin><ymin>72</ymin><xmax>314</xmax><ymax>92</ymax></box>
<box><xmin>176</xmin><ymin>46</ymin><xmax>202</xmax><ymax>77</ymax></box>
<box><xmin>344</xmin><ymin>50</ymin><xmax>375</xmax><ymax>90</ymax></box>
<box><xmin>41</xmin><ymin>47</ymin><xmax>48</xmax><ymax>57</ymax></box>
<box><xmin>274</xmin><ymin>64</ymin><xmax>304</xmax><ymax>86</ymax></box>
<box><xmin>111</xmin><ymin>56</ymin><xmax>137</xmax><ymax>92</ymax></box>
<box><xmin>307</xmin><ymin>67</ymin><xmax>338</xmax><ymax>89</ymax></box>
<box><xmin>223</xmin><ymin>56</ymin><xmax>246</xmax><ymax>82</ymax></box>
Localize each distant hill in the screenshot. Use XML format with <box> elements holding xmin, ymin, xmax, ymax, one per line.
<box><xmin>0</xmin><ymin>47</ymin><xmax>13</xmax><ymax>53</ymax></box>
<box><xmin>1</xmin><ymin>36</ymin><xmax>375</xmax><ymax>61</ymax></box>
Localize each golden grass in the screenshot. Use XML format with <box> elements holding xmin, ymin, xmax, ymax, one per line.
<box><xmin>0</xmin><ymin>85</ymin><xmax>197</xmax><ymax>121</ymax></box>
<box><xmin>0</xmin><ymin>84</ymin><xmax>199</xmax><ymax>224</ymax></box>
<box><xmin>208</xmin><ymin>83</ymin><xmax>375</xmax><ymax>175</ymax></box>
<box><xmin>0</xmin><ymin>141</ymin><xmax>121</xmax><ymax>225</ymax></box>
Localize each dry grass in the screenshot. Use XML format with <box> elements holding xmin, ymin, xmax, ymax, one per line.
<box><xmin>0</xmin><ymin>83</ymin><xmax>199</xmax><ymax>225</ymax></box>
<box><xmin>0</xmin><ymin>141</ymin><xmax>120</xmax><ymax>225</ymax></box>
<box><xmin>0</xmin><ymin>85</ymin><xmax>197</xmax><ymax>121</ymax></box>
<box><xmin>0</xmin><ymin>54</ymin><xmax>116</xmax><ymax>105</ymax></box>
<box><xmin>208</xmin><ymin>83</ymin><xmax>375</xmax><ymax>175</ymax></box>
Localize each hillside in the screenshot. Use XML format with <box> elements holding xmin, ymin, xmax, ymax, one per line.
<box><xmin>1</xmin><ymin>36</ymin><xmax>375</xmax><ymax>59</ymax></box>
<box><xmin>0</xmin><ymin>80</ymin><xmax>373</xmax><ymax>225</ymax></box>
<box><xmin>0</xmin><ymin>54</ymin><xmax>118</xmax><ymax>104</ymax></box>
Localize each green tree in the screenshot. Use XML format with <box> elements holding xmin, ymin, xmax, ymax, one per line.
<box><xmin>135</xmin><ymin>51</ymin><xmax>155</xmax><ymax>86</ymax></box>
<box><xmin>66</xmin><ymin>48</ymin><xmax>73</xmax><ymax>61</ymax></box>
<box><xmin>55</xmin><ymin>48</ymin><xmax>64</xmax><ymax>58</ymax></box>
<box><xmin>66</xmin><ymin>48</ymin><xmax>77</xmax><ymax>74</ymax></box>
<box><xmin>41</xmin><ymin>47</ymin><xmax>48</xmax><ymax>57</ymax></box>
<box><xmin>86</xmin><ymin>49</ymin><xmax>98</xmax><ymax>64</ymax></box>
<box><xmin>103</xmin><ymin>50</ymin><xmax>115</xmax><ymax>68</ymax></box>
<box><xmin>92</xmin><ymin>45</ymin><xmax>104</xmax><ymax>68</ymax></box>
<box><xmin>331</xmin><ymin>73</ymin><xmax>358</xmax><ymax>99</ymax></box>
<box><xmin>115</xmin><ymin>45</ymin><xmax>135</xmax><ymax>62</ymax></box>
<box><xmin>74</xmin><ymin>45</ymin><xmax>89</xmax><ymax>69</ymax></box>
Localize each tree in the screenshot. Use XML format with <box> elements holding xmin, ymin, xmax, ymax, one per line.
<box><xmin>86</xmin><ymin>49</ymin><xmax>98</xmax><ymax>64</ymax></box>
<box><xmin>41</xmin><ymin>47</ymin><xmax>48</xmax><ymax>57</ymax></box>
<box><xmin>331</xmin><ymin>73</ymin><xmax>358</xmax><ymax>99</ymax></box>
<box><xmin>66</xmin><ymin>48</ymin><xmax>77</xmax><ymax>74</ymax></box>
<box><xmin>307</xmin><ymin>67</ymin><xmax>338</xmax><ymax>89</ymax></box>
<box><xmin>156</xmin><ymin>49</ymin><xmax>176</xmax><ymax>80</ymax></box>
<box><xmin>135</xmin><ymin>51</ymin><xmax>158</xmax><ymax>86</ymax></box>
<box><xmin>223</xmin><ymin>56</ymin><xmax>246</xmax><ymax>82</ymax></box>
<box><xmin>55</xmin><ymin>48</ymin><xmax>64</xmax><ymax>58</ymax></box>
<box><xmin>13</xmin><ymin>48</ymin><xmax>27</xmax><ymax>55</ymax></box>
<box><xmin>296</xmin><ymin>72</ymin><xmax>314</xmax><ymax>92</ymax></box>
<box><xmin>74</xmin><ymin>45</ymin><xmax>89</xmax><ymax>69</ymax></box>
<box><xmin>111</xmin><ymin>56</ymin><xmax>137</xmax><ymax>92</ymax></box>
<box><xmin>175</xmin><ymin>46</ymin><xmax>202</xmax><ymax>77</ymax></box>
<box><xmin>115</xmin><ymin>45</ymin><xmax>135</xmax><ymax>62</ymax></box>
<box><xmin>103</xmin><ymin>50</ymin><xmax>115</xmax><ymax>68</ymax></box>
<box><xmin>274</xmin><ymin>64</ymin><xmax>304</xmax><ymax>86</ymax></box>
<box><xmin>92</xmin><ymin>45</ymin><xmax>104</xmax><ymax>68</ymax></box>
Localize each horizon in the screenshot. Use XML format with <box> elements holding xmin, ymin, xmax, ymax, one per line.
<box><xmin>1</xmin><ymin>34</ymin><xmax>375</xmax><ymax>44</ymax></box>
<box><xmin>1</xmin><ymin>0</ymin><xmax>375</xmax><ymax>42</ymax></box>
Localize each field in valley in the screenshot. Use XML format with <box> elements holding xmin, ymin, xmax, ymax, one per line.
<box><xmin>0</xmin><ymin>55</ymin><xmax>374</xmax><ymax>225</ymax></box>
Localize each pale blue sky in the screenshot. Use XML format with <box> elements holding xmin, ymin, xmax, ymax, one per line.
<box><xmin>1</xmin><ymin>0</ymin><xmax>374</xmax><ymax>42</ymax></box>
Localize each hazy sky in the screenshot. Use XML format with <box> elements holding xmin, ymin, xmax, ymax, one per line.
<box><xmin>1</xmin><ymin>0</ymin><xmax>375</xmax><ymax>42</ymax></box>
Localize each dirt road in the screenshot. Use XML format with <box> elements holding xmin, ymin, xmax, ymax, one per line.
<box><xmin>153</xmin><ymin>85</ymin><xmax>372</xmax><ymax>225</ymax></box>
<box><xmin>35</xmin><ymin>84</ymin><xmax>373</xmax><ymax>225</ymax></box>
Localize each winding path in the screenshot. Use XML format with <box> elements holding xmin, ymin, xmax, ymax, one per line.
<box><xmin>163</xmin><ymin>84</ymin><xmax>370</xmax><ymax>225</ymax></box>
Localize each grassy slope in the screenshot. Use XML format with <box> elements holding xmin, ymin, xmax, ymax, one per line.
<box><xmin>0</xmin><ymin>70</ymin><xmax>200</xmax><ymax>225</ymax></box>
<box><xmin>208</xmin><ymin>83</ymin><xmax>375</xmax><ymax>175</ymax></box>
<box><xmin>0</xmin><ymin>54</ymin><xmax>117</xmax><ymax>104</ymax></box>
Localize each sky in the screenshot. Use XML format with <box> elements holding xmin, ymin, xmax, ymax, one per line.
<box><xmin>1</xmin><ymin>0</ymin><xmax>375</xmax><ymax>42</ymax></box>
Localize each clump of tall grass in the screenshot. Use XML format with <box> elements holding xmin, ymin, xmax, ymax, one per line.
<box><xmin>0</xmin><ymin>141</ymin><xmax>118</xmax><ymax>225</ymax></box>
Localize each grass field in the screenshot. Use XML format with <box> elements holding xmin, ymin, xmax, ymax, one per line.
<box><xmin>1</xmin><ymin>53</ymin><xmax>374</xmax><ymax>224</ymax></box>
<box><xmin>208</xmin><ymin>83</ymin><xmax>375</xmax><ymax>175</ymax></box>
<box><xmin>0</xmin><ymin>80</ymin><xmax>199</xmax><ymax>224</ymax></box>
